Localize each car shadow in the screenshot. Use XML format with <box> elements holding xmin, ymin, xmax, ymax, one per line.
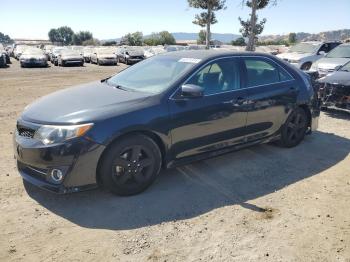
<box><xmin>323</xmin><ymin>108</ymin><xmax>350</xmax><ymax>120</ymax></box>
<box><xmin>24</xmin><ymin>131</ymin><xmax>350</xmax><ymax>230</ymax></box>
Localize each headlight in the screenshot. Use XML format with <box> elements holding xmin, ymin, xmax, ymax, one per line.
<box><xmin>33</xmin><ymin>123</ymin><xmax>93</xmax><ymax>145</ymax></box>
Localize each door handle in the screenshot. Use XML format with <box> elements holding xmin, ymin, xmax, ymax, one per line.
<box><xmin>223</xmin><ymin>97</ymin><xmax>247</xmax><ymax>106</ymax></box>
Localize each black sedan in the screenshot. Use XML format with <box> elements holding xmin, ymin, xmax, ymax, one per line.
<box><xmin>317</xmin><ymin>61</ymin><xmax>350</xmax><ymax>111</ymax></box>
<box><xmin>14</xmin><ymin>51</ymin><xmax>319</xmax><ymax>196</ymax></box>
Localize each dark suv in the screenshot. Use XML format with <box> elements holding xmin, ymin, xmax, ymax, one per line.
<box><xmin>14</xmin><ymin>51</ymin><xmax>319</xmax><ymax>196</ymax></box>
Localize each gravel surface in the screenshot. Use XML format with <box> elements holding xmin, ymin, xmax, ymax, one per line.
<box><xmin>1</xmin><ymin>60</ymin><xmax>349</xmax><ymax>262</ymax></box>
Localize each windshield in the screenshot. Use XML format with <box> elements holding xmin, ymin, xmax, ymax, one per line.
<box><xmin>61</xmin><ymin>50</ymin><xmax>80</xmax><ymax>56</ymax></box>
<box><xmin>107</xmin><ymin>55</ymin><xmax>196</xmax><ymax>94</ymax></box>
<box><xmin>22</xmin><ymin>49</ymin><xmax>44</xmax><ymax>55</ymax></box>
<box><xmin>339</xmin><ymin>61</ymin><xmax>350</xmax><ymax>72</ymax></box>
<box><xmin>289</xmin><ymin>43</ymin><xmax>320</xmax><ymax>53</ymax></box>
<box><xmin>97</xmin><ymin>48</ymin><xmax>114</xmax><ymax>55</ymax></box>
<box><xmin>326</xmin><ymin>45</ymin><xmax>350</xmax><ymax>58</ymax></box>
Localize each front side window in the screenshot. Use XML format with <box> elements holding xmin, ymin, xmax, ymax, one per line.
<box><xmin>326</xmin><ymin>45</ymin><xmax>350</xmax><ymax>58</ymax></box>
<box><xmin>244</xmin><ymin>58</ymin><xmax>293</xmax><ymax>87</ymax></box>
<box><xmin>186</xmin><ymin>58</ymin><xmax>241</xmax><ymax>95</ymax></box>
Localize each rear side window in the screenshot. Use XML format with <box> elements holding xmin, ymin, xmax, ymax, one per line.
<box><xmin>244</xmin><ymin>58</ymin><xmax>293</xmax><ymax>87</ymax></box>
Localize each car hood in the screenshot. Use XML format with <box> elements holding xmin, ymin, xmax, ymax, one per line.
<box><xmin>21</xmin><ymin>54</ymin><xmax>46</xmax><ymax>59</ymax></box>
<box><xmin>21</xmin><ymin>81</ymin><xmax>152</xmax><ymax>124</ymax></box>
<box><xmin>127</xmin><ymin>50</ymin><xmax>144</xmax><ymax>56</ymax></box>
<box><xmin>277</xmin><ymin>52</ymin><xmax>311</xmax><ymax>60</ymax></box>
<box><xmin>318</xmin><ymin>71</ymin><xmax>350</xmax><ymax>86</ymax></box>
<box><xmin>61</xmin><ymin>55</ymin><xmax>82</xmax><ymax>60</ymax></box>
<box><xmin>315</xmin><ymin>57</ymin><xmax>350</xmax><ymax>70</ymax></box>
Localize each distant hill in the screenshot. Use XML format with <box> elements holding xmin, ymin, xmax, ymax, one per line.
<box><xmin>259</xmin><ymin>29</ymin><xmax>350</xmax><ymax>42</ymax></box>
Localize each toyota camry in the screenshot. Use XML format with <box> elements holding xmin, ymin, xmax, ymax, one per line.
<box><xmin>14</xmin><ymin>51</ymin><xmax>319</xmax><ymax>196</ymax></box>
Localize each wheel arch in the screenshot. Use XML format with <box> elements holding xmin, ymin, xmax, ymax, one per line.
<box><xmin>95</xmin><ymin>130</ymin><xmax>167</xmax><ymax>186</ymax></box>
<box><xmin>298</xmin><ymin>104</ymin><xmax>312</xmax><ymax>129</ymax></box>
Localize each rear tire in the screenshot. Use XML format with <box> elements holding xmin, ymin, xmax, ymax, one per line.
<box><xmin>99</xmin><ymin>134</ymin><xmax>162</xmax><ymax>196</ymax></box>
<box><xmin>280</xmin><ymin>107</ymin><xmax>308</xmax><ymax>148</ymax></box>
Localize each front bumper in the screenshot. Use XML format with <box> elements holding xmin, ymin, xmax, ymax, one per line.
<box><xmin>14</xmin><ymin>120</ymin><xmax>105</xmax><ymax>193</ymax></box>
<box><xmin>21</xmin><ymin>60</ymin><xmax>47</xmax><ymax>67</ymax></box>
<box><xmin>63</xmin><ymin>59</ymin><xmax>84</xmax><ymax>65</ymax></box>
<box><xmin>99</xmin><ymin>58</ymin><xmax>117</xmax><ymax>65</ymax></box>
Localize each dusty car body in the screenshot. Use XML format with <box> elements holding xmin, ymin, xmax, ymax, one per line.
<box><xmin>117</xmin><ymin>47</ymin><xmax>144</xmax><ymax>65</ymax></box>
<box><xmin>90</xmin><ymin>48</ymin><xmax>117</xmax><ymax>65</ymax></box>
<box><xmin>14</xmin><ymin>51</ymin><xmax>319</xmax><ymax>195</ymax></box>
<box><xmin>19</xmin><ymin>48</ymin><xmax>48</xmax><ymax>68</ymax></box>
<box><xmin>277</xmin><ymin>41</ymin><xmax>341</xmax><ymax>70</ymax></box>
<box><xmin>311</xmin><ymin>44</ymin><xmax>350</xmax><ymax>77</ymax></box>
<box><xmin>57</xmin><ymin>50</ymin><xmax>84</xmax><ymax>67</ymax></box>
<box><xmin>50</xmin><ymin>47</ymin><xmax>67</xmax><ymax>65</ymax></box>
<box><xmin>14</xmin><ymin>45</ymin><xmax>28</xmax><ymax>60</ymax></box>
<box><xmin>82</xmin><ymin>47</ymin><xmax>94</xmax><ymax>62</ymax></box>
<box><xmin>317</xmin><ymin>61</ymin><xmax>350</xmax><ymax>111</ymax></box>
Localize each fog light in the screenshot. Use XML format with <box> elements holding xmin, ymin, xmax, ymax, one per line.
<box><xmin>50</xmin><ymin>169</ymin><xmax>63</xmax><ymax>182</ymax></box>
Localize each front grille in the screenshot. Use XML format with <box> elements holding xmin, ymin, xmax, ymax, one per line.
<box><xmin>17</xmin><ymin>127</ymin><xmax>35</xmax><ymax>138</ymax></box>
<box><xmin>130</xmin><ymin>56</ymin><xmax>143</xmax><ymax>59</ymax></box>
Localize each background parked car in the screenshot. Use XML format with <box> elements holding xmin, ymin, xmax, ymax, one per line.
<box><xmin>311</xmin><ymin>43</ymin><xmax>350</xmax><ymax>77</ymax></box>
<box><xmin>82</xmin><ymin>47</ymin><xmax>94</xmax><ymax>62</ymax></box>
<box><xmin>0</xmin><ymin>47</ymin><xmax>7</xmax><ymax>68</ymax></box>
<box><xmin>317</xmin><ymin>61</ymin><xmax>350</xmax><ymax>111</ymax></box>
<box><xmin>90</xmin><ymin>48</ymin><xmax>118</xmax><ymax>65</ymax></box>
<box><xmin>117</xmin><ymin>47</ymin><xmax>144</xmax><ymax>65</ymax></box>
<box><xmin>43</xmin><ymin>45</ymin><xmax>54</xmax><ymax>61</ymax></box>
<box><xmin>13</xmin><ymin>45</ymin><xmax>28</xmax><ymax>60</ymax></box>
<box><xmin>277</xmin><ymin>41</ymin><xmax>341</xmax><ymax>70</ymax></box>
<box><xmin>19</xmin><ymin>48</ymin><xmax>48</xmax><ymax>68</ymax></box>
<box><xmin>57</xmin><ymin>50</ymin><xmax>84</xmax><ymax>67</ymax></box>
<box><xmin>50</xmin><ymin>47</ymin><xmax>67</xmax><ymax>66</ymax></box>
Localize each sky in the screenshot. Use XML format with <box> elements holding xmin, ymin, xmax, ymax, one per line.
<box><xmin>1</xmin><ymin>0</ymin><xmax>349</xmax><ymax>40</ymax></box>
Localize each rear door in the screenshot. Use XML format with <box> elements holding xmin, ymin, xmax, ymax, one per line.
<box><xmin>242</xmin><ymin>56</ymin><xmax>297</xmax><ymax>142</ymax></box>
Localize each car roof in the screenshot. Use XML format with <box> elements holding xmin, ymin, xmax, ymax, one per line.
<box><xmin>159</xmin><ymin>50</ymin><xmax>275</xmax><ymax>60</ymax></box>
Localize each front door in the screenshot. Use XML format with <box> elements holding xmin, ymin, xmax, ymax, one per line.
<box><xmin>168</xmin><ymin>57</ymin><xmax>248</xmax><ymax>160</ymax></box>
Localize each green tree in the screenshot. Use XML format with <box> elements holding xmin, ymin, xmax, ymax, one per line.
<box><xmin>48</xmin><ymin>29</ymin><xmax>60</xmax><ymax>43</ymax></box>
<box><xmin>144</xmin><ymin>31</ymin><xmax>175</xmax><ymax>46</ymax></box>
<box><xmin>158</xmin><ymin>31</ymin><xmax>176</xmax><ymax>45</ymax></box>
<box><xmin>0</xmin><ymin>32</ymin><xmax>13</xmax><ymax>44</ymax></box>
<box><xmin>121</xmin><ymin>32</ymin><xmax>143</xmax><ymax>46</ymax></box>
<box><xmin>239</xmin><ymin>0</ymin><xmax>276</xmax><ymax>51</ymax></box>
<box><xmin>288</xmin><ymin>32</ymin><xmax>297</xmax><ymax>44</ymax></box>
<box><xmin>231</xmin><ymin>37</ymin><xmax>246</xmax><ymax>46</ymax></box>
<box><xmin>188</xmin><ymin>0</ymin><xmax>226</xmax><ymax>49</ymax></box>
<box><xmin>72</xmin><ymin>31</ymin><xmax>93</xmax><ymax>45</ymax></box>
<box><xmin>48</xmin><ymin>26</ymin><xmax>74</xmax><ymax>45</ymax></box>
<box><xmin>197</xmin><ymin>30</ymin><xmax>206</xmax><ymax>44</ymax></box>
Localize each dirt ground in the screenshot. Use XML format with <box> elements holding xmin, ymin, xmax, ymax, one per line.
<box><xmin>0</xmin><ymin>60</ymin><xmax>349</xmax><ymax>262</ymax></box>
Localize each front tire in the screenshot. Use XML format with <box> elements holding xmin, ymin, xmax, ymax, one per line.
<box><xmin>280</xmin><ymin>107</ymin><xmax>308</xmax><ymax>148</ymax></box>
<box><xmin>99</xmin><ymin>134</ymin><xmax>162</xmax><ymax>196</ymax></box>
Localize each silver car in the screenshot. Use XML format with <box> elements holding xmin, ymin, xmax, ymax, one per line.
<box><xmin>57</xmin><ymin>50</ymin><xmax>84</xmax><ymax>67</ymax></box>
<box><xmin>19</xmin><ymin>48</ymin><xmax>48</xmax><ymax>68</ymax></box>
<box><xmin>90</xmin><ymin>48</ymin><xmax>118</xmax><ymax>65</ymax></box>
<box><xmin>311</xmin><ymin>43</ymin><xmax>350</xmax><ymax>77</ymax></box>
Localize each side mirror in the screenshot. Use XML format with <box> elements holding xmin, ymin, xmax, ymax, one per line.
<box><xmin>181</xmin><ymin>84</ymin><xmax>204</xmax><ymax>98</ymax></box>
<box><xmin>319</xmin><ymin>51</ymin><xmax>326</xmax><ymax>55</ymax></box>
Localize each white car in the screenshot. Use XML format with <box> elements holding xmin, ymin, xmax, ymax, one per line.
<box><xmin>310</xmin><ymin>43</ymin><xmax>350</xmax><ymax>77</ymax></box>
<box><xmin>277</xmin><ymin>41</ymin><xmax>341</xmax><ymax>70</ymax></box>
